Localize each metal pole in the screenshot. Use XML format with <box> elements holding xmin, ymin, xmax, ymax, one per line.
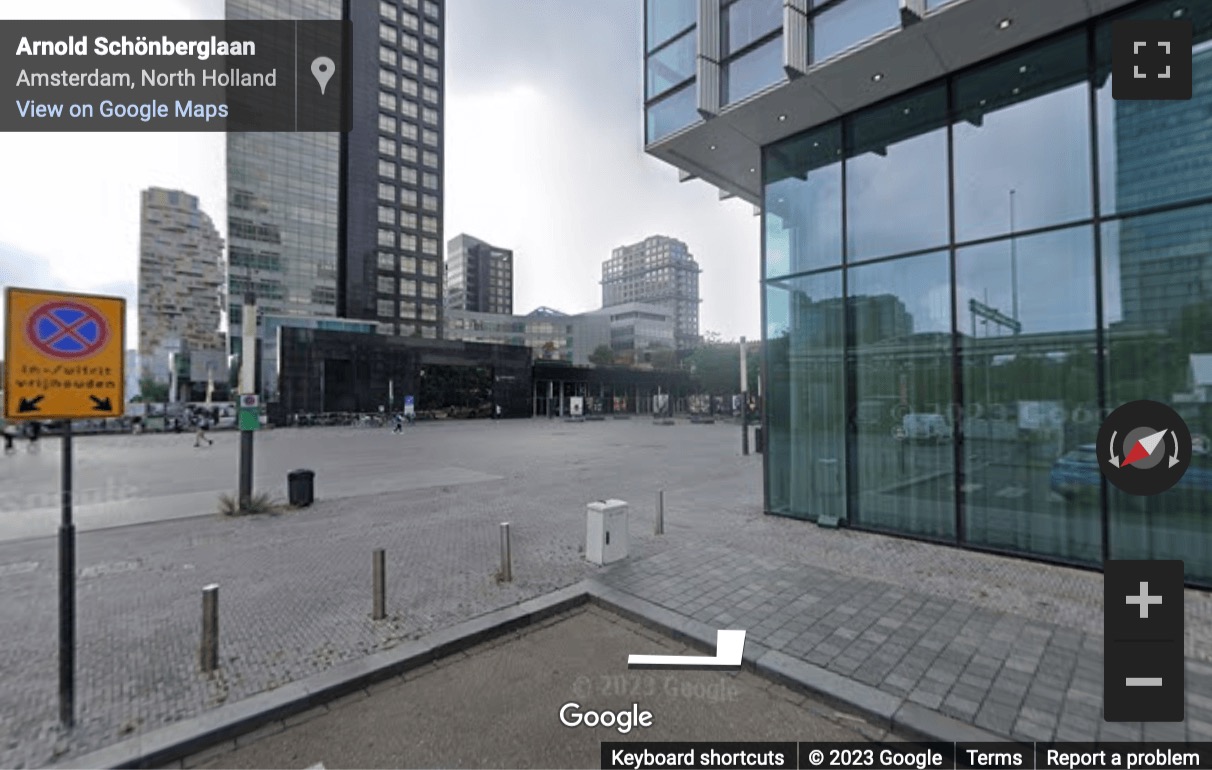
<box><xmin>239</xmin><ymin>292</ymin><xmax>256</xmax><ymax>510</ymax></box>
<box><xmin>740</xmin><ymin>337</ymin><xmax>749</xmax><ymax>456</ymax></box>
<box><xmin>499</xmin><ymin>522</ymin><xmax>512</xmax><ymax>582</ymax></box>
<box><xmin>372</xmin><ymin>549</ymin><xmax>386</xmax><ymax>620</ymax></box>
<box><xmin>656</xmin><ymin>490</ymin><xmax>664</xmax><ymax>535</ymax></box>
<box><xmin>59</xmin><ymin>420</ymin><xmax>75</xmax><ymax>727</ymax></box>
<box><xmin>1010</xmin><ymin>189</ymin><xmax>1019</xmax><ymax>329</ymax></box>
<box><xmin>201</xmin><ymin>584</ymin><xmax>219</xmax><ymax>673</ymax></box>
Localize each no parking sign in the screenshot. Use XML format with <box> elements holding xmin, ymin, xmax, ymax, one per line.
<box><xmin>3</xmin><ymin>287</ymin><xmax>125</xmax><ymax>420</ymax></box>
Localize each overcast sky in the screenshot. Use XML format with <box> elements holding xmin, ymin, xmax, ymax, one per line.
<box><xmin>0</xmin><ymin>0</ymin><xmax>760</xmax><ymax>347</ymax></box>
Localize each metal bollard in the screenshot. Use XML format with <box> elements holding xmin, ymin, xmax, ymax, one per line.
<box><xmin>200</xmin><ymin>584</ymin><xmax>219</xmax><ymax>673</ymax></box>
<box><xmin>499</xmin><ymin>522</ymin><xmax>512</xmax><ymax>582</ymax></box>
<box><xmin>655</xmin><ymin>490</ymin><xmax>664</xmax><ymax>535</ymax></box>
<box><xmin>372</xmin><ymin>549</ymin><xmax>386</xmax><ymax>620</ymax></box>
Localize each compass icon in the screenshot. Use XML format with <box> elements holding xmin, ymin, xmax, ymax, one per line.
<box><xmin>1098</xmin><ymin>400</ymin><xmax>1192</xmax><ymax>496</ymax></box>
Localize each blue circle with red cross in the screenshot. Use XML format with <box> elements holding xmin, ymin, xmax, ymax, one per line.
<box><xmin>25</xmin><ymin>301</ymin><xmax>110</xmax><ymax>360</ymax></box>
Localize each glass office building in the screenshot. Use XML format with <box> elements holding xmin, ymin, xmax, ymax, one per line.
<box><xmin>644</xmin><ymin>0</ymin><xmax>1212</xmax><ymax>585</ymax></box>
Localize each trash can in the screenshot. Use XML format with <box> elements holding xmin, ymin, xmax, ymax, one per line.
<box><xmin>754</xmin><ymin>426</ymin><xmax>764</xmax><ymax>453</ymax></box>
<box><xmin>288</xmin><ymin>469</ymin><xmax>315</xmax><ymax>507</ymax></box>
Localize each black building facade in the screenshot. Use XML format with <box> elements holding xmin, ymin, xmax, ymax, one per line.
<box><xmin>276</xmin><ymin>328</ymin><xmax>531</xmax><ymax>419</ymax></box>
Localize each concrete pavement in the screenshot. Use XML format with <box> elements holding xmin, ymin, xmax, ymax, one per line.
<box><xmin>0</xmin><ymin>419</ymin><xmax>1209</xmax><ymax>768</ymax></box>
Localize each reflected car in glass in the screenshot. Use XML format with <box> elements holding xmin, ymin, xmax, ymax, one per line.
<box><xmin>1050</xmin><ymin>443</ymin><xmax>1212</xmax><ymax>500</ymax></box>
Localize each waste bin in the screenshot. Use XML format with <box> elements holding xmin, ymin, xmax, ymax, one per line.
<box><xmin>288</xmin><ymin>469</ymin><xmax>315</xmax><ymax>507</ymax></box>
<box><xmin>754</xmin><ymin>426</ymin><xmax>764</xmax><ymax>453</ymax></box>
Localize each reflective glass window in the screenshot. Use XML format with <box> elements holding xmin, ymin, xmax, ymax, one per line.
<box><xmin>379</xmin><ymin>45</ymin><xmax>394</xmax><ymax>64</ymax></box>
<box><xmin>848</xmin><ymin>251</ymin><xmax>955</xmax><ymax>538</ymax></box>
<box><xmin>423</xmin><ymin>238</ymin><xmax>438</xmax><ymax>255</ymax></box>
<box><xmin>422</xmin><ymin>260</ymin><xmax>438</xmax><ymax>276</ymax></box>
<box><xmin>422</xmin><ymin>216</ymin><xmax>438</xmax><ymax>233</ymax></box>
<box><xmin>379</xmin><ymin>22</ymin><xmax>396</xmax><ymax>43</ymax></box>
<box><xmin>401</xmin><ymin>167</ymin><xmax>417</xmax><ymax>185</ymax></box>
<box><xmin>401</xmin><ymin>212</ymin><xmax>418</xmax><ymax>230</ymax></box>
<box><xmin>423</xmin><ymin>107</ymin><xmax>439</xmax><ymax>125</ymax></box>
<box><xmin>953</xmin><ymin>32</ymin><xmax>1091</xmax><ymax>243</ymax></box>
<box><xmin>400</xmin><ymin>279</ymin><xmax>417</xmax><ymax>296</ymax></box>
<box><xmin>401</xmin><ymin>78</ymin><xmax>418</xmax><ymax>98</ymax></box>
<box><xmin>845</xmin><ymin>86</ymin><xmax>948</xmax><ymax>261</ymax></box>
<box><xmin>400</xmin><ymin>143</ymin><xmax>417</xmax><ymax>163</ymax></box>
<box><xmin>378</xmin><ymin>251</ymin><xmax>395</xmax><ymax>270</ymax></box>
<box><xmin>377</xmin><ymin>276</ymin><xmax>395</xmax><ymax>294</ymax></box>
<box><xmin>401</xmin><ymin>100</ymin><xmax>418</xmax><ymax>119</ymax></box>
<box><xmin>377</xmin><ymin>300</ymin><xmax>395</xmax><ymax>318</ymax></box>
<box><xmin>1096</xmin><ymin>2</ymin><xmax>1212</xmax><ymax>215</ymax></box>
<box><xmin>423</xmin><ymin>194</ymin><xmax>437</xmax><ymax>211</ymax></box>
<box><xmin>401</xmin><ymin>123</ymin><xmax>418</xmax><ymax>141</ymax></box>
<box><xmin>812</xmin><ymin>0</ymin><xmax>899</xmax><ymax>64</ymax></box>
<box><xmin>402</xmin><ymin>33</ymin><xmax>418</xmax><ymax>53</ymax></box>
<box><xmin>378</xmin><ymin>137</ymin><xmax>394</xmax><ymax>156</ymax></box>
<box><xmin>402</xmin><ymin>56</ymin><xmax>418</xmax><ymax>75</ymax></box>
<box><xmin>401</xmin><ymin>233</ymin><xmax>417</xmax><ymax>251</ymax></box>
<box><xmin>378</xmin><ymin>91</ymin><xmax>397</xmax><ymax>111</ymax></box>
<box><xmin>424</xmin><ymin>43</ymin><xmax>439</xmax><ymax>60</ymax></box>
<box><xmin>423</xmin><ymin>22</ymin><xmax>439</xmax><ymax>39</ymax></box>
<box><xmin>423</xmin><ymin>151</ymin><xmax>438</xmax><ymax>167</ymax></box>
<box><xmin>958</xmin><ymin>226</ymin><xmax>1100</xmax><ymax>561</ymax></box>
<box><xmin>724</xmin><ymin>0</ymin><xmax>782</xmax><ymax>55</ymax></box>
<box><xmin>764</xmin><ymin>121</ymin><xmax>842</xmax><ymax>277</ymax></box>
<box><xmin>379</xmin><ymin>68</ymin><xmax>397</xmax><ymax>88</ymax></box>
<box><xmin>724</xmin><ymin>36</ymin><xmax>784</xmax><ymax>104</ymax></box>
<box><xmin>379</xmin><ymin>113</ymin><xmax>395</xmax><ymax>133</ymax></box>
<box><xmin>647</xmin><ymin>0</ymin><xmax>696</xmax><ymax>51</ymax></box>
<box><xmin>378</xmin><ymin>182</ymin><xmax>395</xmax><ymax>201</ymax></box>
<box><xmin>424</xmin><ymin>64</ymin><xmax>439</xmax><ymax>82</ymax></box>
<box><xmin>378</xmin><ymin>160</ymin><xmax>395</xmax><ymax>179</ymax></box>
<box><xmin>377</xmin><ymin>229</ymin><xmax>395</xmax><ymax>247</ymax></box>
<box><xmin>423</xmin><ymin>86</ymin><xmax>439</xmax><ymax>103</ymax></box>
<box><xmin>646</xmin><ymin>82</ymin><xmax>698</xmax><ymax>143</ymax></box>
<box><xmin>400</xmin><ymin>189</ymin><xmax>418</xmax><ymax>207</ymax></box>
<box><xmin>424</xmin><ymin>0</ymin><xmax>439</xmax><ymax>18</ymax></box>
<box><xmin>646</xmin><ymin>29</ymin><xmax>695</xmax><ymax>98</ymax></box>
<box><xmin>380</xmin><ymin>0</ymin><xmax>396</xmax><ymax>14</ymax></box>
<box><xmin>401</xmin><ymin>256</ymin><xmax>417</xmax><ymax>273</ymax></box>
<box><xmin>377</xmin><ymin>205</ymin><xmax>394</xmax><ymax>224</ymax></box>
<box><xmin>401</xmin><ymin>11</ymin><xmax>418</xmax><ymax>30</ymax></box>
<box><xmin>1102</xmin><ymin>203</ymin><xmax>1212</xmax><ymax>581</ymax></box>
<box><xmin>423</xmin><ymin>173</ymin><xmax>438</xmax><ymax>189</ymax></box>
<box><xmin>421</xmin><ymin>282</ymin><xmax>437</xmax><ymax>299</ymax></box>
<box><xmin>765</xmin><ymin>270</ymin><xmax>845</xmax><ymax>518</ymax></box>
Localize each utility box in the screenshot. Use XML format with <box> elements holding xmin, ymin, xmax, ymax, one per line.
<box><xmin>586</xmin><ymin>499</ymin><xmax>629</xmax><ymax>565</ymax></box>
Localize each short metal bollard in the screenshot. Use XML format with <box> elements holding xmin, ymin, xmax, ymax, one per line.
<box><xmin>655</xmin><ymin>490</ymin><xmax>665</xmax><ymax>535</ymax></box>
<box><xmin>372</xmin><ymin>549</ymin><xmax>386</xmax><ymax>620</ymax></box>
<box><xmin>200</xmin><ymin>584</ymin><xmax>219</xmax><ymax>673</ymax></box>
<box><xmin>499</xmin><ymin>522</ymin><xmax>512</xmax><ymax>582</ymax></box>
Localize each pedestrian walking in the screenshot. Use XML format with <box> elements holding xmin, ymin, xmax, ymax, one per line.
<box><xmin>2</xmin><ymin>420</ymin><xmax>15</xmax><ymax>455</ymax></box>
<box><xmin>24</xmin><ymin>420</ymin><xmax>41</xmax><ymax>452</ymax></box>
<box><xmin>194</xmin><ymin>416</ymin><xmax>213</xmax><ymax>447</ymax></box>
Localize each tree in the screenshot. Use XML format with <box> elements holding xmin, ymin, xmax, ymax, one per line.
<box><xmin>139</xmin><ymin>376</ymin><xmax>169</xmax><ymax>403</ymax></box>
<box><xmin>588</xmin><ymin>344</ymin><xmax>615</xmax><ymax>366</ymax></box>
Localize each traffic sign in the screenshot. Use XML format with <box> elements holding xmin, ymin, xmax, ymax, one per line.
<box><xmin>239</xmin><ymin>394</ymin><xmax>259</xmax><ymax>408</ymax></box>
<box><xmin>3</xmin><ymin>288</ymin><xmax>125</xmax><ymax>420</ymax></box>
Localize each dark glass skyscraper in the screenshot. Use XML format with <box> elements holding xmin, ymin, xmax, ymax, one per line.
<box><xmin>226</xmin><ymin>0</ymin><xmax>444</xmax><ymax>400</ymax></box>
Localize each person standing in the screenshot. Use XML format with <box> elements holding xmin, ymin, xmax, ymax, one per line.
<box><xmin>393</xmin><ymin>413</ymin><xmax>404</xmax><ymax>433</ymax></box>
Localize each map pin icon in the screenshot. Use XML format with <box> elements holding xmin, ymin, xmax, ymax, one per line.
<box><xmin>311</xmin><ymin>56</ymin><xmax>335</xmax><ymax>95</ymax></box>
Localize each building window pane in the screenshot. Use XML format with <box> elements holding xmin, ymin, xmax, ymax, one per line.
<box><xmin>764</xmin><ymin>121</ymin><xmax>842</xmax><ymax>277</ymax></box>
<box><xmin>424</xmin><ymin>43</ymin><xmax>439</xmax><ymax>60</ymax></box>
<box><xmin>646</xmin><ymin>29</ymin><xmax>695</xmax><ymax>98</ymax></box>
<box><xmin>377</xmin><ymin>300</ymin><xmax>395</xmax><ymax>317</ymax></box>
<box><xmin>400</xmin><ymin>189</ymin><xmax>418</xmax><ymax>207</ymax></box>
<box><xmin>401</xmin><ymin>78</ymin><xmax>418</xmax><ymax>98</ymax></box>
<box><xmin>422</xmin><ymin>216</ymin><xmax>437</xmax><ymax>233</ymax></box>
<box><xmin>379</xmin><ymin>91</ymin><xmax>397</xmax><ymax>111</ymax></box>
<box><xmin>423</xmin><ymin>107</ymin><xmax>439</xmax><ymax>125</ymax></box>
<box><xmin>424</xmin><ymin>0</ymin><xmax>439</xmax><ymax>18</ymax></box>
<box><xmin>724</xmin><ymin>0</ymin><xmax>782</xmax><ymax>56</ymax></box>
<box><xmin>845</xmin><ymin>86</ymin><xmax>948</xmax><ymax>261</ymax></box>
<box><xmin>647</xmin><ymin>0</ymin><xmax>696</xmax><ymax>51</ymax></box>
<box><xmin>401</xmin><ymin>233</ymin><xmax>417</xmax><ymax>251</ymax></box>
<box><xmin>401</xmin><ymin>256</ymin><xmax>417</xmax><ymax>273</ymax></box>
<box><xmin>378</xmin><ymin>276</ymin><xmax>396</xmax><ymax>294</ymax></box>
<box><xmin>423</xmin><ymin>173</ymin><xmax>438</xmax><ymax>189</ymax></box>
<box><xmin>377</xmin><ymin>205</ymin><xmax>394</xmax><ymax>224</ymax></box>
<box><xmin>400</xmin><ymin>143</ymin><xmax>417</xmax><ymax>163</ymax></box>
<box><xmin>379</xmin><ymin>21</ymin><xmax>397</xmax><ymax>43</ymax></box>
<box><xmin>953</xmin><ymin>32</ymin><xmax>1092</xmax><ymax>243</ymax></box>
<box><xmin>423</xmin><ymin>151</ymin><xmax>438</xmax><ymax>167</ymax></box>
<box><xmin>401</xmin><ymin>11</ymin><xmax>418</xmax><ymax>30</ymax></box>
<box><xmin>421</xmin><ymin>282</ymin><xmax>437</xmax><ymax>298</ymax></box>
<box><xmin>378</xmin><ymin>251</ymin><xmax>396</xmax><ymax>270</ymax></box>
<box><xmin>400</xmin><ymin>279</ymin><xmax>417</xmax><ymax>296</ymax></box>
<box><xmin>958</xmin><ymin>226</ymin><xmax>1099</xmax><ymax>561</ymax></box>
<box><xmin>765</xmin><ymin>269</ymin><xmax>845</xmax><ymax>518</ymax></box>
<box><xmin>402</xmin><ymin>56</ymin><xmax>418</xmax><ymax>75</ymax></box>
<box><xmin>420</xmin><ymin>304</ymin><xmax>437</xmax><ymax>320</ymax></box>
<box><xmin>723</xmin><ymin>35</ymin><xmax>784</xmax><ymax>104</ymax></box>
<box><xmin>422</xmin><ymin>194</ymin><xmax>437</xmax><ymax>211</ymax></box>
<box><xmin>378</xmin><ymin>182</ymin><xmax>395</xmax><ymax>201</ymax></box>
<box><xmin>645</xmin><ymin>82</ymin><xmax>698</xmax><ymax>143</ymax></box>
<box><xmin>1096</xmin><ymin>5</ymin><xmax>1212</xmax><ymax>216</ymax></box>
<box><xmin>813</xmin><ymin>0</ymin><xmax>899</xmax><ymax>64</ymax></box>
<box><xmin>423</xmin><ymin>86</ymin><xmax>439</xmax><ymax>104</ymax></box>
<box><xmin>380</xmin><ymin>0</ymin><xmax>396</xmax><ymax>19</ymax></box>
<box><xmin>377</xmin><ymin>229</ymin><xmax>395</xmax><ymax>247</ymax></box>
<box><xmin>378</xmin><ymin>160</ymin><xmax>395</xmax><ymax>179</ymax></box>
<box><xmin>379</xmin><ymin>113</ymin><xmax>395</xmax><ymax>133</ymax></box>
<box><xmin>379</xmin><ymin>68</ymin><xmax>397</xmax><ymax>89</ymax></box>
<box><xmin>379</xmin><ymin>137</ymin><xmax>395</xmax><ymax>155</ymax></box>
<box><xmin>402</xmin><ymin>33</ymin><xmax>418</xmax><ymax>53</ymax></box>
<box><xmin>423</xmin><ymin>64</ymin><xmax>439</xmax><ymax>83</ymax></box>
<box><xmin>401</xmin><ymin>167</ymin><xmax>417</xmax><ymax>185</ymax></box>
<box><xmin>423</xmin><ymin>22</ymin><xmax>439</xmax><ymax>39</ymax></box>
<box><xmin>422</xmin><ymin>260</ymin><xmax>437</xmax><ymax>276</ymax></box>
<box><xmin>848</xmin><ymin>251</ymin><xmax>954</xmax><ymax>538</ymax></box>
<box><xmin>379</xmin><ymin>44</ymin><xmax>395</xmax><ymax>64</ymax></box>
<box><xmin>422</xmin><ymin>128</ymin><xmax>438</xmax><ymax>146</ymax></box>
<box><xmin>423</xmin><ymin>238</ymin><xmax>438</xmax><ymax>255</ymax></box>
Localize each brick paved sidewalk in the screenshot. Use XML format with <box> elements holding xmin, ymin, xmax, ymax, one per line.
<box><xmin>0</xmin><ymin>420</ymin><xmax>1209</xmax><ymax>767</ymax></box>
<box><xmin>598</xmin><ymin>543</ymin><xmax>1212</xmax><ymax>744</ymax></box>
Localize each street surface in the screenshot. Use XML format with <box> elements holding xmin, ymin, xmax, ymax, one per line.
<box><xmin>0</xmin><ymin>419</ymin><xmax>1209</xmax><ymax>768</ymax></box>
<box><xmin>184</xmin><ymin>606</ymin><xmax>886</xmax><ymax>769</ymax></box>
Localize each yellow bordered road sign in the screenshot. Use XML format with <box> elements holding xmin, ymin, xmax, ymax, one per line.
<box><xmin>3</xmin><ymin>287</ymin><xmax>126</xmax><ymax>420</ymax></box>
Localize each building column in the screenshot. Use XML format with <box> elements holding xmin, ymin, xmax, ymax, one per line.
<box><xmin>696</xmin><ymin>0</ymin><xmax>721</xmax><ymax>118</ymax></box>
<box><xmin>783</xmin><ymin>0</ymin><xmax>810</xmax><ymax>77</ymax></box>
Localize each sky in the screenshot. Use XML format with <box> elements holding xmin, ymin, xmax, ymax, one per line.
<box><xmin>0</xmin><ymin>0</ymin><xmax>760</xmax><ymax>348</ymax></box>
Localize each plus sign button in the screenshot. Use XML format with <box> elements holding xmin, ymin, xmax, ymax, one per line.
<box><xmin>1112</xmin><ymin>19</ymin><xmax>1192</xmax><ymax>100</ymax></box>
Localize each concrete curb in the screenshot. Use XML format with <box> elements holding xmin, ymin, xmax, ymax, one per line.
<box><xmin>61</xmin><ymin>580</ymin><xmax>1006</xmax><ymax>769</ymax></box>
<box><xmin>57</xmin><ymin>584</ymin><xmax>591</xmax><ymax>770</ymax></box>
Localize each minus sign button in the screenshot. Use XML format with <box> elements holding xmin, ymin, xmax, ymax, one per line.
<box><xmin>1126</xmin><ymin>677</ymin><xmax>1163</xmax><ymax>686</ymax></box>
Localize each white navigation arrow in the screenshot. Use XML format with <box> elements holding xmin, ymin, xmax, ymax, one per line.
<box><xmin>628</xmin><ymin>630</ymin><xmax>746</xmax><ymax>668</ymax></box>
<box><xmin>1169</xmin><ymin>430</ymin><xmax>1181</xmax><ymax>468</ymax></box>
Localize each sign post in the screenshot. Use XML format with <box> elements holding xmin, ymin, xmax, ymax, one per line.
<box><xmin>3</xmin><ymin>287</ymin><xmax>126</xmax><ymax>728</ymax></box>
<box><xmin>238</xmin><ymin>293</ymin><xmax>256</xmax><ymax>510</ymax></box>
<box><xmin>740</xmin><ymin>336</ymin><xmax>749</xmax><ymax>456</ymax></box>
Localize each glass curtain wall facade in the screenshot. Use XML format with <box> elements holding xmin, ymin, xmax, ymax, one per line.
<box><xmin>763</xmin><ymin>0</ymin><xmax>1212</xmax><ymax>585</ymax></box>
